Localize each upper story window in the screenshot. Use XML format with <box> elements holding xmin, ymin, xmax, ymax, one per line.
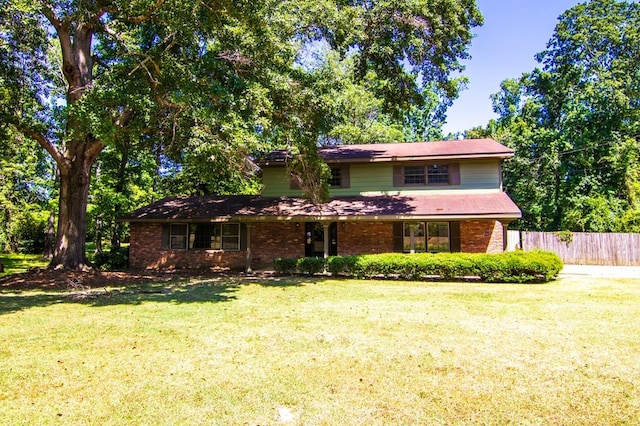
<box><xmin>291</xmin><ymin>166</ymin><xmax>350</xmax><ymax>190</ymax></box>
<box><xmin>329</xmin><ymin>167</ymin><xmax>342</xmax><ymax>187</ymax></box>
<box><xmin>427</xmin><ymin>164</ymin><xmax>449</xmax><ymax>184</ymax></box>
<box><xmin>404</xmin><ymin>166</ymin><xmax>426</xmax><ymax>185</ymax></box>
<box><xmin>328</xmin><ymin>165</ymin><xmax>350</xmax><ymax>189</ymax></box>
<box><xmin>394</xmin><ymin>163</ymin><xmax>460</xmax><ymax>187</ymax></box>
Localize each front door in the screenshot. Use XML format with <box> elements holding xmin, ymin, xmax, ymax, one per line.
<box><xmin>304</xmin><ymin>222</ymin><xmax>337</xmax><ymax>257</ymax></box>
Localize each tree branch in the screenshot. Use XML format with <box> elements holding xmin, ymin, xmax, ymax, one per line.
<box><xmin>127</xmin><ymin>0</ymin><xmax>166</xmax><ymax>24</ymax></box>
<box><xmin>115</xmin><ymin>108</ymin><xmax>135</xmax><ymax>128</ymax></box>
<box><xmin>38</xmin><ymin>1</ymin><xmax>62</xmax><ymax>30</ymax></box>
<box><xmin>18</xmin><ymin>125</ymin><xmax>67</xmax><ymax>169</ymax></box>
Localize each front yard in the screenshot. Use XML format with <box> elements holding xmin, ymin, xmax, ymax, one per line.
<box><xmin>1</xmin><ymin>272</ymin><xmax>639</xmax><ymax>424</ymax></box>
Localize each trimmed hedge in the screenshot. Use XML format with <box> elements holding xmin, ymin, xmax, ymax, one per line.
<box><xmin>273</xmin><ymin>250</ymin><xmax>563</xmax><ymax>283</ymax></box>
<box><xmin>273</xmin><ymin>257</ymin><xmax>298</xmax><ymax>275</ymax></box>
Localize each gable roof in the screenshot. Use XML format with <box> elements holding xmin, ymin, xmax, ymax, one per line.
<box><xmin>121</xmin><ymin>193</ymin><xmax>521</xmax><ymax>222</ymax></box>
<box><xmin>260</xmin><ymin>139</ymin><xmax>513</xmax><ymax>166</ymax></box>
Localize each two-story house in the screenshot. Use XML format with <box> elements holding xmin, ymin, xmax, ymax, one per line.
<box><xmin>122</xmin><ymin>139</ymin><xmax>521</xmax><ymax>271</ymax></box>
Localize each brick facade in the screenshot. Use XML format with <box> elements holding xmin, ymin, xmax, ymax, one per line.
<box><xmin>338</xmin><ymin>221</ymin><xmax>394</xmax><ymax>256</ymax></box>
<box><xmin>129</xmin><ymin>219</ymin><xmax>505</xmax><ymax>270</ymax></box>
<box><xmin>250</xmin><ymin>223</ymin><xmax>305</xmax><ymax>267</ymax></box>
<box><xmin>460</xmin><ymin>220</ymin><xmax>504</xmax><ymax>253</ymax></box>
<box><xmin>129</xmin><ymin>222</ymin><xmax>249</xmax><ymax>270</ymax></box>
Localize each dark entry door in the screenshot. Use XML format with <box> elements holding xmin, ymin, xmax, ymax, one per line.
<box><xmin>305</xmin><ymin>222</ymin><xmax>337</xmax><ymax>257</ymax></box>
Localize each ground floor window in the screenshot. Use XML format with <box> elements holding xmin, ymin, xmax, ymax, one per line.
<box><xmin>166</xmin><ymin>223</ymin><xmax>241</xmax><ymax>251</ymax></box>
<box><xmin>427</xmin><ymin>222</ymin><xmax>450</xmax><ymax>252</ymax></box>
<box><xmin>403</xmin><ymin>221</ymin><xmax>450</xmax><ymax>253</ymax></box>
<box><xmin>170</xmin><ymin>224</ymin><xmax>188</xmax><ymax>250</ymax></box>
<box><xmin>403</xmin><ymin>222</ymin><xmax>426</xmax><ymax>252</ymax></box>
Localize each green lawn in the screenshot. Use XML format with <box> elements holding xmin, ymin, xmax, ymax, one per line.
<box><xmin>0</xmin><ymin>253</ymin><xmax>49</xmax><ymax>276</ymax></box>
<box><xmin>1</xmin><ymin>274</ymin><xmax>639</xmax><ymax>424</ymax></box>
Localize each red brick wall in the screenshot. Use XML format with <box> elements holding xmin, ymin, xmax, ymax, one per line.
<box><xmin>460</xmin><ymin>220</ymin><xmax>504</xmax><ymax>253</ymax></box>
<box><xmin>129</xmin><ymin>220</ymin><xmax>505</xmax><ymax>270</ymax></box>
<box><xmin>251</xmin><ymin>222</ymin><xmax>305</xmax><ymax>267</ymax></box>
<box><xmin>339</xmin><ymin>221</ymin><xmax>394</xmax><ymax>255</ymax></box>
<box><xmin>129</xmin><ymin>223</ymin><xmax>248</xmax><ymax>270</ymax></box>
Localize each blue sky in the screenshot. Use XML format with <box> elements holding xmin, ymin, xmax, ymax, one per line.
<box><xmin>442</xmin><ymin>0</ymin><xmax>584</xmax><ymax>135</ymax></box>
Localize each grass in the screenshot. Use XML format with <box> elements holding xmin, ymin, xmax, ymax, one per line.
<box><xmin>0</xmin><ymin>253</ymin><xmax>49</xmax><ymax>275</ymax></box>
<box><xmin>1</xmin><ymin>274</ymin><xmax>639</xmax><ymax>424</ymax></box>
<box><xmin>0</xmin><ymin>242</ymin><xmax>126</xmax><ymax>274</ymax></box>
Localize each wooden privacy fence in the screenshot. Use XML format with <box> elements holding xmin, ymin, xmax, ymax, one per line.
<box><xmin>507</xmin><ymin>231</ymin><xmax>640</xmax><ymax>266</ymax></box>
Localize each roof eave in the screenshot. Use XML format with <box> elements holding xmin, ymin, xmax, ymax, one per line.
<box><xmin>259</xmin><ymin>152</ymin><xmax>514</xmax><ymax>166</ymax></box>
<box><xmin>122</xmin><ymin>212</ymin><xmax>522</xmax><ymax>223</ymax></box>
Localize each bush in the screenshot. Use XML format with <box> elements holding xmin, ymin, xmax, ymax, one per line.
<box><xmin>328</xmin><ymin>251</ymin><xmax>563</xmax><ymax>283</ymax></box>
<box><xmin>94</xmin><ymin>247</ymin><xmax>129</xmax><ymax>270</ymax></box>
<box><xmin>297</xmin><ymin>257</ymin><xmax>326</xmax><ymax>276</ymax></box>
<box><xmin>274</xmin><ymin>251</ymin><xmax>563</xmax><ymax>283</ymax></box>
<box><xmin>273</xmin><ymin>257</ymin><xmax>298</xmax><ymax>275</ymax></box>
<box><xmin>326</xmin><ymin>255</ymin><xmax>360</xmax><ymax>277</ymax></box>
<box><xmin>14</xmin><ymin>209</ymin><xmax>48</xmax><ymax>254</ymax></box>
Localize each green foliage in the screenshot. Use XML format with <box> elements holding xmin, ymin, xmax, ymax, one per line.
<box><xmin>273</xmin><ymin>256</ymin><xmax>328</xmax><ymax>276</ymax></box>
<box><xmin>0</xmin><ymin>131</ymin><xmax>53</xmax><ymax>254</ymax></box>
<box><xmin>12</xmin><ymin>209</ymin><xmax>48</xmax><ymax>254</ymax></box>
<box><xmin>554</xmin><ymin>231</ymin><xmax>574</xmax><ymax>244</ymax></box>
<box><xmin>338</xmin><ymin>251</ymin><xmax>562</xmax><ymax>283</ymax></box>
<box><xmin>489</xmin><ymin>0</ymin><xmax>640</xmax><ymax>232</ymax></box>
<box><xmin>93</xmin><ymin>247</ymin><xmax>129</xmax><ymax>271</ymax></box>
<box><xmin>475</xmin><ymin>251</ymin><xmax>563</xmax><ymax>283</ymax></box>
<box><xmin>296</xmin><ymin>257</ymin><xmax>326</xmax><ymax>276</ymax></box>
<box><xmin>275</xmin><ymin>251</ymin><xmax>562</xmax><ymax>283</ymax></box>
<box><xmin>326</xmin><ymin>255</ymin><xmax>357</xmax><ymax>276</ymax></box>
<box><xmin>273</xmin><ymin>257</ymin><xmax>299</xmax><ymax>275</ymax></box>
<box><xmin>2</xmin><ymin>0</ymin><xmax>485</xmax><ymax>267</ymax></box>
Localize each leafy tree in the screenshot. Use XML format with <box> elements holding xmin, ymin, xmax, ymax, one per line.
<box><xmin>1</xmin><ymin>0</ymin><xmax>482</xmax><ymax>268</ymax></box>
<box><xmin>489</xmin><ymin>0</ymin><xmax>640</xmax><ymax>232</ymax></box>
<box><xmin>0</xmin><ymin>130</ymin><xmax>53</xmax><ymax>253</ymax></box>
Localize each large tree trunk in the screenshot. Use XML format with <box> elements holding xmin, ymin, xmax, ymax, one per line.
<box><xmin>49</xmin><ymin>138</ymin><xmax>102</xmax><ymax>270</ymax></box>
<box><xmin>35</xmin><ymin>13</ymin><xmax>105</xmax><ymax>269</ymax></box>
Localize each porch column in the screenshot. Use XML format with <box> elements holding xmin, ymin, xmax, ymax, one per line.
<box><xmin>409</xmin><ymin>225</ymin><xmax>416</xmax><ymax>254</ymax></box>
<box><xmin>323</xmin><ymin>223</ymin><xmax>330</xmax><ymax>259</ymax></box>
<box><xmin>245</xmin><ymin>224</ymin><xmax>253</xmax><ymax>273</ymax></box>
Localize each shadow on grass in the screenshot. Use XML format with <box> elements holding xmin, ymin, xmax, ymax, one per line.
<box><xmin>0</xmin><ymin>272</ymin><xmax>314</xmax><ymax>315</ymax></box>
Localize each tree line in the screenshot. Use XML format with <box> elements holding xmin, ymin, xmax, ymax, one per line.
<box><xmin>468</xmin><ymin>0</ymin><xmax>640</xmax><ymax>233</ymax></box>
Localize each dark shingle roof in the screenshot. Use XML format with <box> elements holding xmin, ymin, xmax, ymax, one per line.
<box><xmin>121</xmin><ymin>193</ymin><xmax>521</xmax><ymax>222</ymax></box>
<box><xmin>260</xmin><ymin>139</ymin><xmax>513</xmax><ymax>165</ymax></box>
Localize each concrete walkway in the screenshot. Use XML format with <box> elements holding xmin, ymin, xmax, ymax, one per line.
<box><xmin>560</xmin><ymin>264</ymin><xmax>640</xmax><ymax>278</ymax></box>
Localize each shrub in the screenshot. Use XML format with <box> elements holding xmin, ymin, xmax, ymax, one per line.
<box><xmin>326</xmin><ymin>256</ymin><xmax>348</xmax><ymax>276</ymax></box>
<box><xmin>273</xmin><ymin>257</ymin><xmax>298</xmax><ymax>275</ymax></box>
<box><xmin>275</xmin><ymin>251</ymin><xmax>563</xmax><ymax>283</ymax></box>
<box><xmin>297</xmin><ymin>257</ymin><xmax>326</xmax><ymax>276</ymax></box>
<box><xmin>94</xmin><ymin>247</ymin><xmax>129</xmax><ymax>270</ymax></box>
<box><xmin>333</xmin><ymin>251</ymin><xmax>562</xmax><ymax>283</ymax></box>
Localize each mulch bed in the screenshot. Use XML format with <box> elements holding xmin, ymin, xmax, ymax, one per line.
<box><xmin>0</xmin><ymin>268</ymin><xmax>242</xmax><ymax>291</ymax></box>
